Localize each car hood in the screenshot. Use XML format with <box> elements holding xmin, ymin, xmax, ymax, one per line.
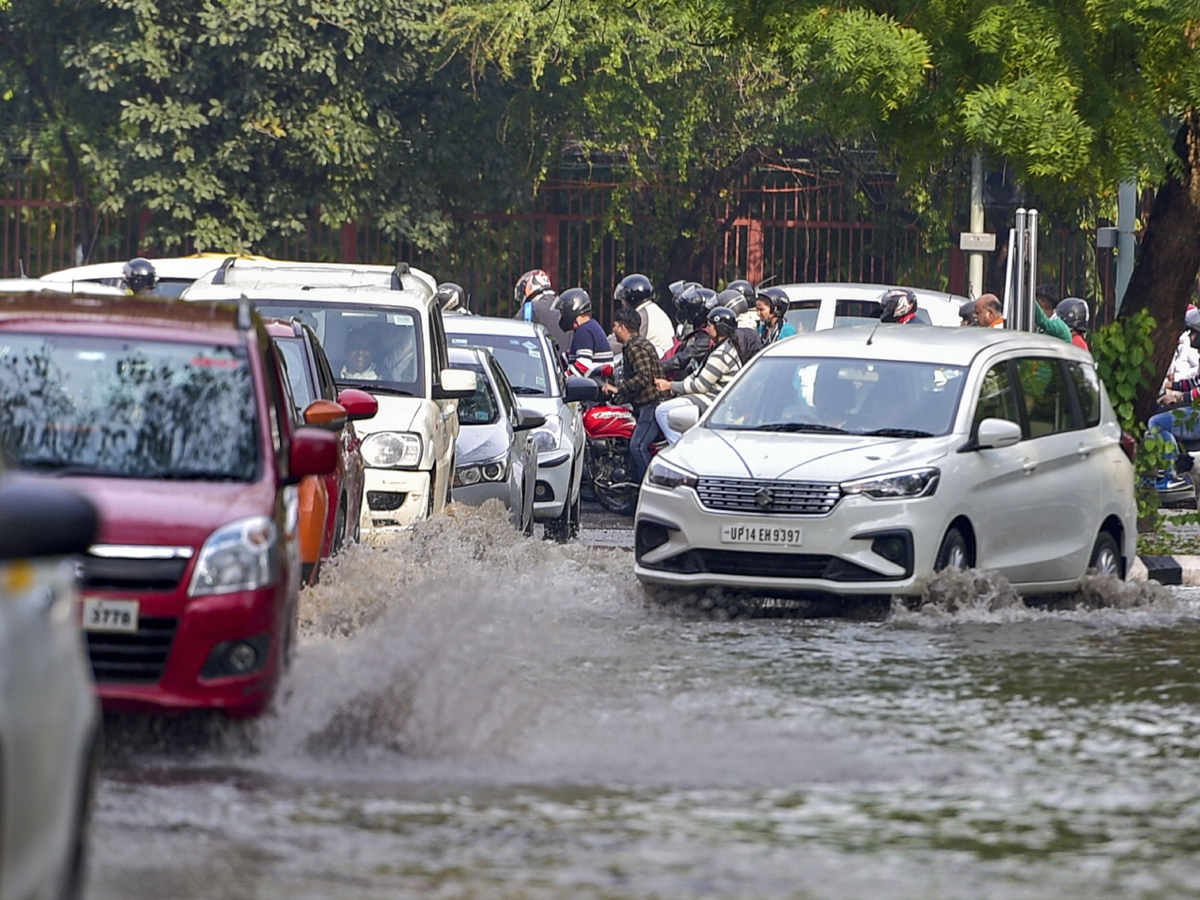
<box><xmin>53</xmin><ymin>475</ymin><xmax>277</xmax><ymax>548</ymax></box>
<box><xmin>455</xmin><ymin>425</ymin><xmax>511</xmax><ymax>465</ymax></box>
<box><xmin>667</xmin><ymin>428</ymin><xmax>951</xmax><ymax>482</ymax></box>
<box><xmin>355</xmin><ymin>395</ymin><xmax>421</xmax><ymax>436</ymax></box>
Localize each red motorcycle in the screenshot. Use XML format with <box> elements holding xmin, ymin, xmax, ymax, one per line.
<box><xmin>581</xmin><ymin>403</ymin><xmax>665</xmax><ymax>516</ymax></box>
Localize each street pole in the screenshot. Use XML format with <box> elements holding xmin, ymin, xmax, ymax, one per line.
<box><xmin>1115</xmin><ymin>179</ymin><xmax>1136</xmax><ymax>314</ymax></box>
<box><xmin>969</xmin><ymin>152</ymin><xmax>985</xmax><ymax>300</ymax></box>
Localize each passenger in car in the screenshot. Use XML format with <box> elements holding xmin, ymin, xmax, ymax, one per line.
<box><xmin>341</xmin><ymin>330</ymin><xmax>380</xmax><ymax>380</ymax></box>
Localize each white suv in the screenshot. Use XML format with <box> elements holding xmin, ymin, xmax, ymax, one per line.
<box><xmin>182</xmin><ymin>263</ymin><xmax>474</xmax><ymax>532</ymax></box>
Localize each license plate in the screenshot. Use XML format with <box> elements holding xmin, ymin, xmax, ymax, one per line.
<box><xmin>720</xmin><ymin>523</ymin><xmax>803</xmax><ymax>546</ymax></box>
<box><xmin>82</xmin><ymin>599</ymin><xmax>139</xmax><ymax>633</ymax></box>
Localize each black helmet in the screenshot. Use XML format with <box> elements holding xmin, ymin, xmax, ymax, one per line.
<box><xmin>673</xmin><ymin>282</ymin><xmax>710</xmax><ymax>327</ymax></box>
<box><xmin>435</xmin><ymin>282</ymin><xmax>467</xmax><ymax>313</ymax></box>
<box><xmin>958</xmin><ymin>300</ymin><xmax>978</xmax><ymax>325</ymax></box>
<box><xmin>514</xmin><ymin>269</ymin><xmax>553</xmax><ymax>305</ymax></box>
<box><xmin>716</xmin><ymin>287</ymin><xmax>749</xmax><ymax>316</ymax></box>
<box><xmin>707</xmin><ymin>306</ymin><xmax>738</xmax><ymax>338</ymax></box>
<box><xmin>552</xmin><ymin>287</ymin><xmax>592</xmax><ymax>331</ymax></box>
<box><xmin>695</xmin><ymin>287</ymin><xmax>718</xmax><ymax>310</ymax></box>
<box><xmin>614</xmin><ymin>273</ymin><xmax>654</xmax><ymax>308</ymax></box>
<box><xmin>757</xmin><ymin>286</ymin><xmax>790</xmax><ymax>319</ymax></box>
<box><xmin>1055</xmin><ymin>297</ymin><xmax>1089</xmax><ymax>333</ymax></box>
<box><xmin>879</xmin><ymin>288</ymin><xmax>918</xmax><ymax>323</ymax></box>
<box><xmin>726</xmin><ymin>279</ymin><xmax>756</xmax><ymax>307</ymax></box>
<box><xmin>122</xmin><ymin>257</ymin><xmax>157</xmax><ymax>294</ymax></box>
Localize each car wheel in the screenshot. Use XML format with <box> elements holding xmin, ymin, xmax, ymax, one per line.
<box><xmin>1088</xmin><ymin>530</ymin><xmax>1122</xmax><ymax>577</ymax></box>
<box><xmin>934</xmin><ymin>526</ymin><xmax>970</xmax><ymax>571</ymax></box>
<box><xmin>543</xmin><ymin>468</ymin><xmax>579</xmax><ymax>543</ymax></box>
<box><xmin>567</xmin><ymin>486</ymin><xmax>581</xmax><ymax>540</ymax></box>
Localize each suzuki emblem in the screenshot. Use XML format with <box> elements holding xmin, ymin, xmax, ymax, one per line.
<box><xmin>754</xmin><ymin>487</ymin><xmax>774</xmax><ymax>509</ymax></box>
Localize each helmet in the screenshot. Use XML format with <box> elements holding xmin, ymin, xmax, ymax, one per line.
<box><xmin>435</xmin><ymin>282</ymin><xmax>467</xmax><ymax>313</ymax></box>
<box><xmin>726</xmin><ymin>279</ymin><xmax>756</xmax><ymax>308</ymax></box>
<box><xmin>1055</xmin><ymin>297</ymin><xmax>1089</xmax><ymax>333</ymax></box>
<box><xmin>715</xmin><ymin>287</ymin><xmax>749</xmax><ymax>316</ymax></box>
<box><xmin>879</xmin><ymin>288</ymin><xmax>918</xmax><ymax>323</ymax></box>
<box><xmin>1186</xmin><ymin>306</ymin><xmax>1200</xmax><ymax>333</ymax></box>
<box><xmin>673</xmin><ymin>282</ymin><xmax>710</xmax><ymax>327</ymax></box>
<box><xmin>757</xmin><ymin>286</ymin><xmax>790</xmax><ymax>319</ymax></box>
<box><xmin>552</xmin><ymin>287</ymin><xmax>591</xmax><ymax>331</ymax></box>
<box><xmin>959</xmin><ymin>300</ymin><xmax>978</xmax><ymax>325</ymax></box>
<box><xmin>614</xmin><ymin>273</ymin><xmax>654</xmax><ymax>308</ymax></box>
<box><xmin>121</xmin><ymin>257</ymin><xmax>157</xmax><ymax>294</ymax></box>
<box><xmin>514</xmin><ymin>269</ymin><xmax>553</xmax><ymax>305</ymax></box>
<box><xmin>706</xmin><ymin>306</ymin><xmax>738</xmax><ymax>338</ymax></box>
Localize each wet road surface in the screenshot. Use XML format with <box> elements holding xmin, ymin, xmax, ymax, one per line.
<box><xmin>89</xmin><ymin>502</ymin><xmax>1200</xmax><ymax>899</ymax></box>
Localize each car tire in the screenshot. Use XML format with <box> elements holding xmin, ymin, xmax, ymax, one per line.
<box><xmin>934</xmin><ymin>526</ymin><xmax>970</xmax><ymax>571</ymax></box>
<box><xmin>1088</xmin><ymin>530</ymin><xmax>1123</xmax><ymax>577</ymax></box>
<box><xmin>543</xmin><ymin>473</ymin><xmax>580</xmax><ymax>543</ymax></box>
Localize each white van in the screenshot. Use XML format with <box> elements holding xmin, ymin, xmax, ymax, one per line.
<box><xmin>183</xmin><ymin>263</ymin><xmax>474</xmax><ymax>532</ymax></box>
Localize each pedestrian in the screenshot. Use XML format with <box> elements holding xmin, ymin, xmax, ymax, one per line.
<box><xmin>974</xmin><ymin>293</ymin><xmax>1005</xmax><ymax>328</ymax></box>
<box><xmin>601</xmin><ymin>307</ymin><xmax>665</xmax><ymax>482</ymax></box>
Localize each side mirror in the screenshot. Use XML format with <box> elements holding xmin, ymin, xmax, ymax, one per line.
<box><xmin>433</xmin><ymin>368</ymin><xmax>477</xmax><ymax>400</ymax></box>
<box><xmin>335</xmin><ymin>388</ymin><xmax>378</xmax><ymax>421</ymax></box>
<box><xmin>303</xmin><ymin>399</ymin><xmax>348</xmax><ymax>433</ymax></box>
<box><xmin>667</xmin><ymin>404</ymin><xmax>700</xmax><ymax>434</ymax></box>
<box><xmin>564</xmin><ymin>376</ymin><xmax>599</xmax><ymax>403</ymax></box>
<box><xmin>973</xmin><ymin>417</ymin><xmax>1022</xmax><ymax>450</ymax></box>
<box><xmin>287</xmin><ymin>428</ymin><xmax>338</xmax><ymax>483</ymax></box>
<box><xmin>514</xmin><ymin>408</ymin><xmax>547</xmax><ymax>432</ymax></box>
<box><xmin>0</xmin><ymin>478</ymin><xmax>98</xmax><ymax>561</ymax></box>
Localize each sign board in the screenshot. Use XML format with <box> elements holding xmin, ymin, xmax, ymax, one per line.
<box><xmin>959</xmin><ymin>232</ymin><xmax>997</xmax><ymax>252</ymax></box>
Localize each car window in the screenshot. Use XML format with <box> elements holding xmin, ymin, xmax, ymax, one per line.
<box><xmin>307</xmin><ymin>329</ymin><xmax>339</xmax><ymax>400</ymax></box>
<box><xmin>973</xmin><ymin>362</ymin><xmax>1021</xmax><ymax>431</ymax></box>
<box><xmin>455</xmin><ymin>364</ymin><xmax>499</xmax><ymax>425</ymax></box>
<box><xmin>784</xmin><ymin>300</ymin><xmax>820</xmax><ymax>334</ymax></box>
<box><xmin>832</xmin><ymin>299</ymin><xmax>933</xmax><ymax>327</ymax></box>
<box><xmin>273</xmin><ymin>336</ymin><xmax>316</xmax><ymax>415</ymax></box>
<box><xmin>1016</xmin><ymin>357</ymin><xmax>1075</xmax><ymax>437</ymax></box>
<box><xmin>447</xmin><ymin>332</ymin><xmax>552</xmax><ymax>397</ymax></box>
<box><xmin>429</xmin><ymin>308</ymin><xmax>449</xmax><ymax>388</ymax></box>
<box><xmin>1067</xmin><ymin>361</ymin><xmax>1102</xmax><ymax>428</ymax></box>
<box><xmin>0</xmin><ymin>332</ymin><xmax>260</xmax><ymax>481</ymax></box>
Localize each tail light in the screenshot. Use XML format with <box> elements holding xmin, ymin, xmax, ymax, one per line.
<box><xmin>1120</xmin><ymin>431</ymin><xmax>1137</xmax><ymax>464</ymax></box>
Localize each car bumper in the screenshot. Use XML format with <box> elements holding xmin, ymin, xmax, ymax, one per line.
<box><xmin>87</xmin><ymin>583</ymin><xmax>287</xmax><ymax>719</ymax></box>
<box><xmin>633</xmin><ymin>482</ymin><xmax>944</xmax><ymax>597</ymax></box>
<box><xmin>532</xmin><ymin>449</ymin><xmax>573</xmax><ymax>519</ymax></box>
<box><xmin>454</xmin><ymin>479</ymin><xmax>512</xmax><ymax>510</ymax></box>
<box><xmin>360</xmin><ymin>467</ymin><xmax>431</xmax><ymax>531</ymax></box>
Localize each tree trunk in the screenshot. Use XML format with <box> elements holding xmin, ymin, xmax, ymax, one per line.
<box><xmin>1119</xmin><ymin>110</ymin><xmax>1200</xmax><ymax>422</ymax></box>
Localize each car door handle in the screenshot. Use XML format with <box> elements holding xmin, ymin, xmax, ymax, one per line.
<box><xmin>1022</xmin><ymin>461</ymin><xmax>1037</xmax><ymax>475</ymax></box>
<box><xmin>1077</xmin><ymin>444</ymin><xmax>1092</xmax><ymax>459</ymax></box>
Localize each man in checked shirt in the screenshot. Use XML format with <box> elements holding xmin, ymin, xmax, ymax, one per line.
<box><xmin>602</xmin><ymin>307</ymin><xmax>666</xmax><ymax>483</ymax></box>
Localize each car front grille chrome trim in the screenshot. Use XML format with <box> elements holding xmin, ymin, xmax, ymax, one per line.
<box><xmin>695</xmin><ymin>477</ymin><xmax>841</xmax><ymax>515</ymax></box>
<box><xmin>88</xmin><ymin>544</ymin><xmax>195</xmax><ymax>559</ymax></box>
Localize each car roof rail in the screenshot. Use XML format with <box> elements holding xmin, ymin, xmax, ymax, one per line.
<box><xmin>237</xmin><ymin>294</ymin><xmax>253</xmax><ymax>330</ymax></box>
<box><xmin>289</xmin><ymin>316</ymin><xmax>304</xmax><ymax>337</ymax></box>
<box><xmin>390</xmin><ymin>262</ymin><xmax>410</xmax><ymax>291</ymax></box>
<box><xmin>212</xmin><ymin>256</ymin><xmax>239</xmax><ymax>285</ymax></box>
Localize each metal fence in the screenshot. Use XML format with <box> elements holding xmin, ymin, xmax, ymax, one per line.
<box><xmin>3</xmin><ymin>171</ymin><xmax>1113</xmax><ymax>324</ymax></box>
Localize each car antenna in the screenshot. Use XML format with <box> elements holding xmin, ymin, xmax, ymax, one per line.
<box><xmin>866</xmin><ymin>317</ymin><xmax>883</xmax><ymax>345</ymax></box>
<box><xmin>17</xmin><ymin>259</ymin><xmax>27</xmax><ymax>278</ymax></box>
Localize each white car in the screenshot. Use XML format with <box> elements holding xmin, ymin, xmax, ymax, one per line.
<box><xmin>0</xmin><ymin>474</ymin><xmax>101</xmax><ymax>900</ymax></box>
<box><xmin>635</xmin><ymin>325</ymin><xmax>1136</xmax><ymax>598</ymax></box>
<box><xmin>781</xmin><ymin>282</ymin><xmax>967</xmax><ymax>332</ymax></box>
<box><xmin>0</xmin><ymin>278</ymin><xmax>127</xmax><ymax>298</ymax></box>
<box><xmin>182</xmin><ymin>263</ymin><xmax>475</xmax><ymax>532</ymax></box>
<box><xmin>444</xmin><ymin>316</ymin><xmax>597</xmax><ymax>540</ymax></box>
<box><xmin>40</xmin><ymin>253</ymin><xmax>268</xmax><ymax>298</ymax></box>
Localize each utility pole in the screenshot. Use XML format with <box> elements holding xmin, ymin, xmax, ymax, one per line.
<box><xmin>1115</xmin><ymin>179</ymin><xmax>1137</xmax><ymax>314</ymax></box>
<box><xmin>960</xmin><ymin>151</ymin><xmax>995</xmax><ymax>298</ymax></box>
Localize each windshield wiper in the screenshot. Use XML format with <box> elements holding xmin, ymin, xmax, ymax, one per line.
<box><xmin>20</xmin><ymin>459</ymin><xmax>120</xmax><ymax>478</ymax></box>
<box><xmin>752</xmin><ymin>423</ymin><xmax>848</xmax><ymax>434</ymax></box>
<box><xmin>157</xmin><ymin>470</ymin><xmax>251</xmax><ymax>482</ymax></box>
<box><xmin>510</xmin><ymin>386</ymin><xmax>546</xmax><ymax>395</ymax></box>
<box><xmin>860</xmin><ymin>428</ymin><xmax>935</xmax><ymax>438</ymax></box>
<box><xmin>350</xmin><ymin>384</ymin><xmax>416</xmax><ymax>398</ymax></box>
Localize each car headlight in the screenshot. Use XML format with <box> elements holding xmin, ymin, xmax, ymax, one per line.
<box><xmin>646</xmin><ymin>458</ymin><xmax>698</xmax><ymax>490</ymax></box>
<box><xmin>361</xmin><ymin>432</ymin><xmax>423</xmax><ymax>468</ymax></box>
<box><xmin>455</xmin><ymin>456</ymin><xmax>509</xmax><ymax>487</ymax></box>
<box><xmin>532</xmin><ymin>414</ymin><xmax>562</xmax><ymax>453</ymax></box>
<box><xmin>840</xmin><ymin>467</ymin><xmax>939</xmax><ymax>500</ymax></box>
<box><xmin>188</xmin><ymin>516</ymin><xmax>279</xmax><ymax>597</ymax></box>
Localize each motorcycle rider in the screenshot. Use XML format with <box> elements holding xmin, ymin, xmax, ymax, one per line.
<box><xmin>435</xmin><ymin>282</ymin><xmax>470</xmax><ymax>315</ymax></box>
<box><xmin>663</xmin><ymin>282</ymin><xmax>714</xmax><ymax>379</ymax></box>
<box><xmin>725</xmin><ymin>279</ymin><xmax>760</xmax><ymax>331</ymax></box>
<box><xmin>601</xmin><ymin>307</ymin><xmax>666</xmax><ymax>482</ymax></box>
<box><xmin>514</xmin><ymin>269</ymin><xmax>572</xmax><ymax>355</ymax></box>
<box><xmin>653</xmin><ymin>306</ymin><xmax>743</xmax><ymax>444</ymax></box>
<box><xmin>121</xmin><ymin>257</ymin><xmax>158</xmax><ymax>296</ymax></box>
<box><xmin>715</xmin><ymin>287</ymin><xmax>763</xmax><ymax>362</ymax></box>
<box><xmin>614</xmin><ymin>272</ymin><xmax>675</xmax><ymax>358</ymax></box>
<box><xmin>755</xmin><ymin>287</ymin><xmax>796</xmax><ymax>346</ymax></box>
<box><xmin>1034</xmin><ymin>283</ymin><xmax>1073</xmax><ymax>343</ymax></box>
<box><xmin>1150</xmin><ymin>307</ymin><xmax>1200</xmax><ymax>489</ymax></box>
<box><xmin>879</xmin><ymin>287</ymin><xmax>920</xmax><ymax>324</ymax></box>
<box><xmin>553</xmin><ymin>287</ymin><xmax>614</xmax><ymax>378</ymax></box>
<box><xmin>1056</xmin><ymin>297</ymin><xmax>1090</xmax><ymax>351</ymax></box>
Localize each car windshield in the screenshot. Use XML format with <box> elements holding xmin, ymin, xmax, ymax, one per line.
<box><xmin>273</xmin><ymin>336</ymin><xmax>316</xmax><ymax>414</ymax></box>
<box><xmin>454</xmin><ymin>364</ymin><xmax>499</xmax><ymax>426</ymax></box>
<box><xmin>0</xmin><ymin>333</ymin><xmax>258</xmax><ymax>480</ymax></box>
<box><xmin>706</xmin><ymin>356</ymin><xmax>967</xmax><ymax>437</ymax></box>
<box><xmin>447</xmin><ymin>332</ymin><xmax>552</xmax><ymax>396</ymax></box>
<box><xmin>254</xmin><ymin>301</ymin><xmax>424</xmax><ymax>397</ymax></box>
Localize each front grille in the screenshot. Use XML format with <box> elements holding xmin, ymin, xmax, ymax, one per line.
<box><xmin>367</xmin><ymin>490</ymin><xmax>407</xmax><ymax>511</ymax></box>
<box><xmin>87</xmin><ymin>617</ymin><xmax>178</xmax><ymax>683</ymax></box>
<box><xmin>646</xmin><ymin>549</ymin><xmax>888</xmax><ymax>582</ymax></box>
<box><xmin>82</xmin><ymin>556</ymin><xmax>189</xmax><ymax>592</ymax></box>
<box><xmin>696</xmin><ymin>477</ymin><xmax>841</xmax><ymax>516</ymax></box>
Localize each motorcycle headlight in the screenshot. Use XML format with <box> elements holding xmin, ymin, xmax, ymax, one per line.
<box><xmin>840</xmin><ymin>467</ymin><xmax>939</xmax><ymax>500</ymax></box>
<box><xmin>532</xmin><ymin>414</ymin><xmax>563</xmax><ymax>454</ymax></box>
<box><xmin>646</xmin><ymin>458</ymin><xmax>698</xmax><ymax>490</ymax></box>
<box><xmin>188</xmin><ymin>516</ymin><xmax>279</xmax><ymax>597</ymax></box>
<box><xmin>361</xmin><ymin>432</ymin><xmax>423</xmax><ymax>468</ymax></box>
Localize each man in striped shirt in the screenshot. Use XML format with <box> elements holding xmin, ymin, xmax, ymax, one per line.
<box><xmin>653</xmin><ymin>306</ymin><xmax>742</xmax><ymax>444</ymax></box>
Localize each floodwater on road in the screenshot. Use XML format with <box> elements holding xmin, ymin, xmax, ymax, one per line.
<box><xmin>90</xmin><ymin>503</ymin><xmax>1200</xmax><ymax>899</ymax></box>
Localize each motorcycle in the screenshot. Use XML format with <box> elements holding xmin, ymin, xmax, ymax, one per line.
<box><xmin>581</xmin><ymin>403</ymin><xmax>665</xmax><ymax>516</ymax></box>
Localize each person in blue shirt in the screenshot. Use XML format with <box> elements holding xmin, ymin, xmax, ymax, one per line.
<box><xmin>553</xmin><ymin>287</ymin><xmax>614</xmax><ymax>377</ymax></box>
<box><xmin>755</xmin><ymin>287</ymin><xmax>796</xmax><ymax>347</ymax></box>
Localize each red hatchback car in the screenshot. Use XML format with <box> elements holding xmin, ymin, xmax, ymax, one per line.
<box><xmin>0</xmin><ymin>292</ymin><xmax>337</xmax><ymax>718</ymax></box>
